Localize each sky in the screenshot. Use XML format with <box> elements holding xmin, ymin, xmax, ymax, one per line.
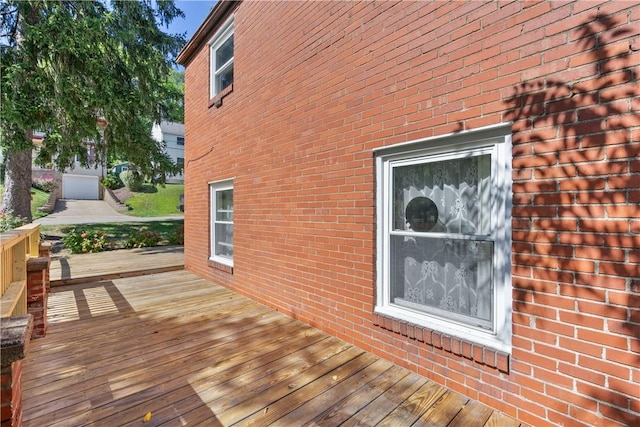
<box><xmin>167</xmin><ymin>0</ymin><xmax>217</xmax><ymax>41</ymax></box>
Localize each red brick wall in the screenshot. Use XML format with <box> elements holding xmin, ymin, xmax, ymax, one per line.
<box><xmin>183</xmin><ymin>1</ymin><xmax>640</xmax><ymax>425</ymax></box>
<box><xmin>1</xmin><ymin>361</ymin><xmax>24</xmax><ymax>427</ymax></box>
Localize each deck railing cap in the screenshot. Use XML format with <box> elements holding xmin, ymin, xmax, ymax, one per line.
<box><xmin>0</xmin><ymin>223</ymin><xmax>40</xmax><ymax>252</ymax></box>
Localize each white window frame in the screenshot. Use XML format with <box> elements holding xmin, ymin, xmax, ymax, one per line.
<box><xmin>375</xmin><ymin>123</ymin><xmax>512</xmax><ymax>353</ymax></box>
<box><xmin>209</xmin><ymin>17</ymin><xmax>234</xmax><ymax>99</ymax></box>
<box><xmin>210</xmin><ymin>179</ymin><xmax>234</xmax><ymax>267</ymax></box>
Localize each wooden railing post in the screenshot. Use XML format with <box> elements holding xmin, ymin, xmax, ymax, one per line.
<box><xmin>12</xmin><ymin>240</ymin><xmax>26</xmax><ymax>283</ymax></box>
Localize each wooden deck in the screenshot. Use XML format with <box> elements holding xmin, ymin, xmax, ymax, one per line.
<box><xmin>23</xmin><ymin>249</ymin><xmax>520</xmax><ymax>426</ymax></box>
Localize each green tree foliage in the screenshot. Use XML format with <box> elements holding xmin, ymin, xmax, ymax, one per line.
<box><xmin>0</xmin><ymin>0</ymin><xmax>185</xmax><ymax>220</ymax></box>
<box><xmin>162</xmin><ymin>68</ymin><xmax>185</xmax><ymax>123</ymax></box>
<box><xmin>100</xmin><ymin>173</ymin><xmax>123</xmax><ymax>190</ymax></box>
<box><xmin>120</xmin><ymin>169</ymin><xmax>143</xmax><ymax>192</ymax></box>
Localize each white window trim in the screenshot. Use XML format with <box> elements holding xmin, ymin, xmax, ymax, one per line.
<box><xmin>375</xmin><ymin>123</ymin><xmax>512</xmax><ymax>353</ymax></box>
<box><xmin>210</xmin><ymin>178</ymin><xmax>234</xmax><ymax>267</ymax></box>
<box><xmin>209</xmin><ymin>17</ymin><xmax>234</xmax><ymax>99</ymax></box>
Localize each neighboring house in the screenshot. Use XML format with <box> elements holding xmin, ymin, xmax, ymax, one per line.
<box><xmin>177</xmin><ymin>2</ymin><xmax>639</xmax><ymax>426</ymax></box>
<box><xmin>31</xmin><ymin>131</ymin><xmax>103</xmax><ymax>200</ymax></box>
<box><xmin>151</xmin><ymin>121</ymin><xmax>185</xmax><ymax>183</ymax></box>
<box><xmin>26</xmin><ymin>121</ymin><xmax>185</xmax><ymax>200</ymax></box>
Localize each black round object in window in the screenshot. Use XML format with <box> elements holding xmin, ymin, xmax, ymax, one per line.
<box><xmin>405</xmin><ymin>197</ymin><xmax>439</xmax><ymax>231</ymax></box>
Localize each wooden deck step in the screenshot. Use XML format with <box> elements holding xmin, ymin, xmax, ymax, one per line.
<box><xmin>49</xmin><ymin>245</ymin><xmax>184</xmax><ymax>286</ymax></box>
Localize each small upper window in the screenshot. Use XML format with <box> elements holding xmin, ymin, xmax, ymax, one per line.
<box><xmin>177</xmin><ymin>137</ymin><xmax>184</xmax><ymax>146</ymax></box>
<box><xmin>209</xmin><ymin>17</ymin><xmax>234</xmax><ymax>99</ymax></box>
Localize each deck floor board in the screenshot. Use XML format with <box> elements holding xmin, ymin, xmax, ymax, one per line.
<box><xmin>23</xmin><ymin>260</ymin><xmax>520</xmax><ymax>426</ymax></box>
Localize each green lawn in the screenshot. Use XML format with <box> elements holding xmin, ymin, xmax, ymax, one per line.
<box><xmin>31</xmin><ymin>187</ymin><xmax>51</xmax><ymax>219</ymax></box>
<box><xmin>41</xmin><ymin>220</ymin><xmax>184</xmax><ymax>250</ymax></box>
<box><xmin>0</xmin><ymin>184</ymin><xmax>50</xmax><ymax>219</ymax></box>
<box><xmin>124</xmin><ymin>183</ymin><xmax>184</xmax><ymax>217</ymax></box>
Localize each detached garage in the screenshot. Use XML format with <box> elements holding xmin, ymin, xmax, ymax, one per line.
<box><xmin>62</xmin><ymin>174</ymin><xmax>99</xmax><ymax>200</ymax></box>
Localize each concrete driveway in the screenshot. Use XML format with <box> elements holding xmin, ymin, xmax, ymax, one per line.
<box><xmin>34</xmin><ymin>200</ymin><xmax>184</xmax><ymax>225</ymax></box>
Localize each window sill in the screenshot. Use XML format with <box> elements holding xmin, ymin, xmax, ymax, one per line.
<box><xmin>373</xmin><ymin>312</ymin><xmax>510</xmax><ymax>373</ymax></box>
<box><xmin>209</xmin><ymin>83</ymin><xmax>233</xmax><ymax>109</ymax></box>
<box><xmin>208</xmin><ymin>259</ymin><xmax>233</xmax><ymax>274</ymax></box>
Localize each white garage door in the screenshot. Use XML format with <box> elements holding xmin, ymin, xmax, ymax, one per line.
<box><xmin>62</xmin><ymin>174</ymin><xmax>99</xmax><ymax>200</ymax></box>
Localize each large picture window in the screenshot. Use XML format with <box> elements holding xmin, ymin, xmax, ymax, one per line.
<box><xmin>209</xmin><ymin>17</ymin><xmax>234</xmax><ymax>98</ymax></box>
<box><xmin>210</xmin><ymin>180</ymin><xmax>234</xmax><ymax>267</ymax></box>
<box><xmin>375</xmin><ymin>124</ymin><xmax>512</xmax><ymax>352</ymax></box>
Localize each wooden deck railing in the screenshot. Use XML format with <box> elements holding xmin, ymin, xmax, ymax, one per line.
<box><xmin>0</xmin><ymin>223</ymin><xmax>40</xmax><ymax>318</ymax></box>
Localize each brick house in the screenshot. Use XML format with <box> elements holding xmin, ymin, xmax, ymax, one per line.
<box><xmin>177</xmin><ymin>1</ymin><xmax>639</xmax><ymax>425</ymax></box>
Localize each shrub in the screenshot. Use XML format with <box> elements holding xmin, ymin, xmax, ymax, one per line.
<box><xmin>101</xmin><ymin>173</ymin><xmax>123</xmax><ymax>190</ymax></box>
<box><xmin>32</xmin><ymin>176</ymin><xmax>56</xmax><ymax>192</ymax></box>
<box><xmin>126</xmin><ymin>229</ymin><xmax>162</xmax><ymax>248</ymax></box>
<box><xmin>120</xmin><ymin>170</ymin><xmax>144</xmax><ymax>192</ymax></box>
<box><xmin>0</xmin><ymin>211</ymin><xmax>27</xmax><ymax>232</ymax></box>
<box><xmin>63</xmin><ymin>229</ymin><xmax>108</xmax><ymax>254</ymax></box>
<box><xmin>167</xmin><ymin>225</ymin><xmax>184</xmax><ymax>245</ymax></box>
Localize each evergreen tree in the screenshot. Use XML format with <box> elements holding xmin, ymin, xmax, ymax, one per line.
<box><xmin>0</xmin><ymin>0</ymin><xmax>185</xmax><ymax>220</ymax></box>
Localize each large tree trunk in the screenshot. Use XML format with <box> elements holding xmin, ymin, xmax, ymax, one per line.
<box><xmin>1</xmin><ymin>147</ymin><xmax>33</xmax><ymax>222</ymax></box>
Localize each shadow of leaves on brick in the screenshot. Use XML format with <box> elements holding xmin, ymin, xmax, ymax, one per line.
<box><xmin>505</xmin><ymin>13</ymin><xmax>639</xmax><ymax>426</ymax></box>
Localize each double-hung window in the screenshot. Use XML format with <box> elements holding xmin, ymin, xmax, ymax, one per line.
<box><xmin>209</xmin><ymin>17</ymin><xmax>234</xmax><ymax>99</ymax></box>
<box><xmin>375</xmin><ymin>124</ymin><xmax>512</xmax><ymax>352</ymax></box>
<box><xmin>210</xmin><ymin>180</ymin><xmax>234</xmax><ymax>267</ymax></box>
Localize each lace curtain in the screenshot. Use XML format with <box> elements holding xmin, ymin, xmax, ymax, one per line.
<box><xmin>390</xmin><ymin>154</ymin><xmax>494</xmax><ymax>329</ymax></box>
